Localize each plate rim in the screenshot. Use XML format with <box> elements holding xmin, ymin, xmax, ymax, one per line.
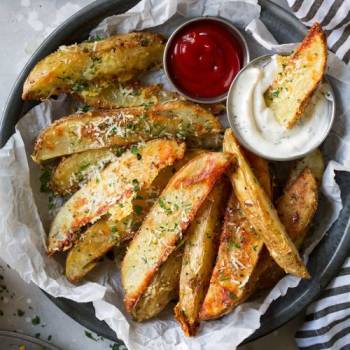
<box><xmin>1</xmin><ymin>0</ymin><xmax>349</xmax><ymax>346</ymax></box>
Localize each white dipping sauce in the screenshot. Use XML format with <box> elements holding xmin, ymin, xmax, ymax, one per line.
<box><xmin>228</xmin><ymin>55</ymin><xmax>333</xmax><ymax>159</ymax></box>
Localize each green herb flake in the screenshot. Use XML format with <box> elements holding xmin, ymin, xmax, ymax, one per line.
<box><xmin>134</xmin><ymin>205</ymin><xmax>143</xmax><ymax>216</ymax></box>
<box><xmin>132</xmin><ymin>179</ymin><xmax>140</xmax><ymax>192</ymax></box>
<box><xmin>79</xmin><ymin>104</ymin><xmax>90</xmax><ymax>112</ymax></box>
<box><xmin>39</xmin><ymin>168</ymin><xmax>51</xmax><ymax>193</ymax></box>
<box><xmin>84</xmin><ymin>330</ymin><xmax>98</xmax><ymax>341</ymax></box>
<box><xmin>17</xmin><ymin>309</ymin><xmax>25</xmax><ymax>317</ymax></box>
<box><xmin>32</xmin><ymin>315</ymin><xmax>41</xmax><ymax>325</ymax></box>
<box><xmin>230</xmin><ymin>241</ymin><xmax>241</xmax><ymax>249</ymax></box>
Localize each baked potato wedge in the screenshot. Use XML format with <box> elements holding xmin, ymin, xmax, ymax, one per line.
<box><xmin>121</xmin><ymin>152</ymin><xmax>232</xmax><ymax>312</ymax></box>
<box><xmin>131</xmin><ymin>247</ymin><xmax>184</xmax><ymax>322</ymax></box>
<box><xmin>48</xmin><ymin>139</ymin><xmax>185</xmax><ymax>254</ymax></box>
<box><xmin>264</xmin><ymin>23</ymin><xmax>327</xmax><ymax>129</ymax></box>
<box><xmin>32</xmin><ymin>101</ymin><xmax>222</xmax><ymax>163</ymax></box>
<box><xmin>22</xmin><ymin>32</ymin><xmax>165</xmax><ymax>100</ymax></box>
<box><xmin>223</xmin><ymin>129</ymin><xmax>309</xmax><ymax>278</ymax></box>
<box><xmin>76</xmin><ymin>81</ymin><xmax>174</xmax><ymax>109</ymax></box>
<box><xmin>200</xmin><ymin>152</ymin><xmax>271</xmax><ymax>321</ymax></box>
<box><xmin>287</xmin><ymin>148</ymin><xmax>324</xmax><ymax>187</ymax></box>
<box><xmin>257</xmin><ymin>167</ymin><xmax>318</xmax><ymax>289</ymax></box>
<box><xmin>65</xmin><ymin>149</ymin><xmax>204</xmax><ymax>283</ymax></box>
<box><xmin>174</xmin><ymin>179</ymin><xmax>228</xmax><ymax>335</ymax></box>
<box><xmin>51</xmin><ymin>148</ymin><xmax>116</xmax><ymax>195</ymax></box>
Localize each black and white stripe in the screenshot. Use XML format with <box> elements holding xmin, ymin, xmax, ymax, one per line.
<box><xmin>295</xmin><ymin>258</ymin><xmax>350</xmax><ymax>350</ymax></box>
<box><xmin>287</xmin><ymin>0</ymin><xmax>350</xmax><ymax>63</ymax></box>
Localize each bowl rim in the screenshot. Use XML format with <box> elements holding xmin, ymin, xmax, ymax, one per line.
<box><xmin>226</xmin><ymin>53</ymin><xmax>336</xmax><ymax>161</ymax></box>
<box><xmin>163</xmin><ymin>15</ymin><xmax>250</xmax><ymax>104</ymax></box>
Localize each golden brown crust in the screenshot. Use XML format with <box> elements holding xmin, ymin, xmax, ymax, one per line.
<box><xmin>32</xmin><ymin>101</ymin><xmax>222</xmax><ymax>163</ymax></box>
<box><xmin>121</xmin><ymin>152</ymin><xmax>232</xmax><ymax>312</ymax></box>
<box><xmin>22</xmin><ymin>32</ymin><xmax>165</xmax><ymax>100</ymax></box>
<box><xmin>265</xmin><ymin>23</ymin><xmax>327</xmax><ymax>128</ymax></box>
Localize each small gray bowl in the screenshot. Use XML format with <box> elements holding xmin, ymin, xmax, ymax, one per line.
<box><xmin>163</xmin><ymin>16</ymin><xmax>250</xmax><ymax>104</ymax></box>
<box><xmin>226</xmin><ymin>54</ymin><xmax>336</xmax><ymax>161</ymax></box>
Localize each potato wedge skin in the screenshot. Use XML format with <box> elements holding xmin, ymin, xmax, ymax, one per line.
<box><xmin>22</xmin><ymin>32</ymin><xmax>165</xmax><ymax>100</ymax></box>
<box><xmin>48</xmin><ymin>139</ymin><xmax>185</xmax><ymax>254</ymax></box>
<box><xmin>32</xmin><ymin>101</ymin><xmax>222</xmax><ymax>162</ymax></box>
<box><xmin>131</xmin><ymin>247</ymin><xmax>183</xmax><ymax>322</ymax></box>
<box><xmin>65</xmin><ymin>149</ymin><xmax>204</xmax><ymax>283</ymax></box>
<box><xmin>174</xmin><ymin>179</ymin><xmax>229</xmax><ymax>335</ymax></box>
<box><xmin>287</xmin><ymin>148</ymin><xmax>324</xmax><ymax>187</ymax></box>
<box><xmin>200</xmin><ymin>152</ymin><xmax>271</xmax><ymax>321</ymax></box>
<box><xmin>76</xmin><ymin>81</ymin><xmax>171</xmax><ymax>109</ymax></box>
<box><xmin>223</xmin><ymin>129</ymin><xmax>309</xmax><ymax>278</ymax></box>
<box><xmin>51</xmin><ymin>148</ymin><xmax>115</xmax><ymax>195</ymax></box>
<box><xmin>257</xmin><ymin>167</ymin><xmax>318</xmax><ymax>289</ymax></box>
<box><xmin>121</xmin><ymin>152</ymin><xmax>232</xmax><ymax>312</ymax></box>
<box><xmin>265</xmin><ymin>23</ymin><xmax>327</xmax><ymax>128</ymax></box>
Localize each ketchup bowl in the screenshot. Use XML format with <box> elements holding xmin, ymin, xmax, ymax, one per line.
<box><xmin>164</xmin><ymin>17</ymin><xmax>250</xmax><ymax>104</ymax></box>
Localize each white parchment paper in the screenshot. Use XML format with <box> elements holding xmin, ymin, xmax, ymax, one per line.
<box><xmin>1</xmin><ymin>1</ymin><xmax>350</xmax><ymax>349</ymax></box>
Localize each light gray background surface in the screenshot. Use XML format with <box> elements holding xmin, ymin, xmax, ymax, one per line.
<box><xmin>0</xmin><ymin>1</ymin><xmax>301</xmax><ymax>349</ymax></box>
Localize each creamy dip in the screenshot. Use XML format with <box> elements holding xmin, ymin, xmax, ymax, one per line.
<box><xmin>228</xmin><ymin>55</ymin><xmax>333</xmax><ymax>160</ymax></box>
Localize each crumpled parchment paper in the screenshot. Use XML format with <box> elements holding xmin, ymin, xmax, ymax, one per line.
<box><xmin>1</xmin><ymin>1</ymin><xmax>350</xmax><ymax>349</ymax></box>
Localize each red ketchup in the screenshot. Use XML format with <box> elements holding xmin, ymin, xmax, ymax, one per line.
<box><xmin>166</xmin><ymin>19</ymin><xmax>244</xmax><ymax>99</ymax></box>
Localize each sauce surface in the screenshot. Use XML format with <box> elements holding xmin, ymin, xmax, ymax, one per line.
<box><xmin>228</xmin><ymin>55</ymin><xmax>333</xmax><ymax>159</ymax></box>
<box><xmin>167</xmin><ymin>19</ymin><xmax>243</xmax><ymax>99</ymax></box>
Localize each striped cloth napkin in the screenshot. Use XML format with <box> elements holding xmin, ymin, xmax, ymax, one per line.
<box><xmin>286</xmin><ymin>1</ymin><xmax>350</xmax><ymax>349</ymax></box>
<box><xmin>295</xmin><ymin>258</ymin><xmax>350</xmax><ymax>349</ymax></box>
<box><xmin>287</xmin><ymin>0</ymin><xmax>350</xmax><ymax>63</ymax></box>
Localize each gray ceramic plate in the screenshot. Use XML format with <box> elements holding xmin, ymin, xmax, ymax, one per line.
<box><xmin>1</xmin><ymin>0</ymin><xmax>350</xmax><ymax>345</ymax></box>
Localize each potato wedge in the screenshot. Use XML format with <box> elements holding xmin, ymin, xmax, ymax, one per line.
<box><xmin>174</xmin><ymin>179</ymin><xmax>228</xmax><ymax>335</ymax></box>
<box><xmin>51</xmin><ymin>148</ymin><xmax>116</xmax><ymax>195</ymax></box>
<box><xmin>264</xmin><ymin>23</ymin><xmax>327</xmax><ymax>128</ymax></box>
<box><xmin>287</xmin><ymin>148</ymin><xmax>324</xmax><ymax>187</ymax></box>
<box><xmin>32</xmin><ymin>101</ymin><xmax>222</xmax><ymax>163</ymax></box>
<box><xmin>22</xmin><ymin>32</ymin><xmax>165</xmax><ymax>100</ymax></box>
<box><xmin>257</xmin><ymin>167</ymin><xmax>318</xmax><ymax>289</ymax></box>
<box><xmin>223</xmin><ymin>129</ymin><xmax>309</xmax><ymax>278</ymax></box>
<box><xmin>76</xmin><ymin>81</ymin><xmax>174</xmax><ymax>109</ymax></box>
<box><xmin>76</xmin><ymin>80</ymin><xmax>226</xmax><ymax>116</ymax></box>
<box><xmin>121</xmin><ymin>152</ymin><xmax>232</xmax><ymax>312</ymax></box>
<box><xmin>65</xmin><ymin>149</ymin><xmax>204</xmax><ymax>283</ymax></box>
<box><xmin>48</xmin><ymin>139</ymin><xmax>185</xmax><ymax>254</ymax></box>
<box><xmin>200</xmin><ymin>152</ymin><xmax>271</xmax><ymax>321</ymax></box>
<box><xmin>131</xmin><ymin>247</ymin><xmax>184</xmax><ymax>322</ymax></box>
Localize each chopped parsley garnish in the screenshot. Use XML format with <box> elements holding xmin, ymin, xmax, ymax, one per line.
<box><xmin>111</xmin><ymin>226</ymin><xmax>118</xmax><ymax>233</ymax></box>
<box><xmin>79</xmin><ymin>104</ymin><xmax>90</xmax><ymax>112</ymax></box>
<box><xmin>17</xmin><ymin>309</ymin><xmax>25</xmax><ymax>317</ymax></box>
<box><xmin>84</xmin><ymin>330</ymin><xmax>98</xmax><ymax>341</ymax></box>
<box><xmin>32</xmin><ymin>315</ymin><xmax>40</xmax><ymax>325</ymax></box>
<box><xmin>130</xmin><ymin>145</ymin><xmax>142</xmax><ymax>160</ymax></box>
<box><xmin>39</xmin><ymin>168</ymin><xmax>51</xmax><ymax>193</ymax></box>
<box><xmin>230</xmin><ymin>241</ymin><xmax>241</xmax><ymax>249</ymax></box>
<box><xmin>134</xmin><ymin>205</ymin><xmax>143</xmax><ymax>216</ymax></box>
<box><xmin>132</xmin><ymin>179</ymin><xmax>140</xmax><ymax>192</ymax></box>
<box><xmin>271</xmin><ymin>89</ymin><xmax>281</xmax><ymax>98</ymax></box>
<box><xmin>72</xmin><ymin>82</ymin><xmax>87</xmax><ymax>92</ymax></box>
<box><xmin>114</xmin><ymin>147</ymin><xmax>125</xmax><ymax>157</ymax></box>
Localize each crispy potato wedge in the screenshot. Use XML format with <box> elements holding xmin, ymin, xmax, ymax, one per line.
<box><xmin>287</xmin><ymin>148</ymin><xmax>324</xmax><ymax>187</ymax></box>
<box><xmin>174</xmin><ymin>179</ymin><xmax>228</xmax><ymax>335</ymax></box>
<box><xmin>223</xmin><ymin>129</ymin><xmax>309</xmax><ymax>278</ymax></box>
<box><xmin>264</xmin><ymin>23</ymin><xmax>327</xmax><ymax>128</ymax></box>
<box><xmin>32</xmin><ymin>101</ymin><xmax>222</xmax><ymax>162</ymax></box>
<box><xmin>121</xmin><ymin>152</ymin><xmax>232</xmax><ymax>312</ymax></box>
<box><xmin>200</xmin><ymin>153</ymin><xmax>271</xmax><ymax>321</ymax></box>
<box><xmin>51</xmin><ymin>148</ymin><xmax>115</xmax><ymax>195</ymax></box>
<box><xmin>22</xmin><ymin>32</ymin><xmax>165</xmax><ymax>100</ymax></box>
<box><xmin>76</xmin><ymin>81</ymin><xmax>174</xmax><ymax>109</ymax></box>
<box><xmin>65</xmin><ymin>149</ymin><xmax>204</xmax><ymax>283</ymax></box>
<box><xmin>76</xmin><ymin>80</ymin><xmax>226</xmax><ymax>115</ymax></box>
<box><xmin>257</xmin><ymin>167</ymin><xmax>318</xmax><ymax>290</ymax></box>
<box><xmin>48</xmin><ymin>139</ymin><xmax>185</xmax><ymax>254</ymax></box>
<box><xmin>131</xmin><ymin>247</ymin><xmax>184</xmax><ymax>322</ymax></box>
